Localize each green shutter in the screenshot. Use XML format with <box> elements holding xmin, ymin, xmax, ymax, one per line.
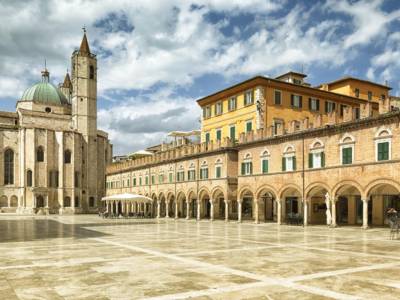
<box><xmin>246</xmin><ymin>121</ymin><xmax>252</xmax><ymax>132</ymax></box>
<box><xmin>205</xmin><ymin>133</ymin><xmax>210</xmax><ymax>143</ymax></box>
<box><xmin>293</xmin><ymin>156</ymin><xmax>297</xmax><ymax>170</ymax></box>
<box><xmin>249</xmin><ymin>162</ymin><xmax>253</xmax><ymax>174</ymax></box>
<box><xmin>230</xmin><ymin>126</ymin><xmax>235</xmax><ymax>140</ymax></box>
<box><xmin>378</xmin><ymin>142</ymin><xmax>389</xmax><ymax>161</ymax></box>
<box><xmin>321</xmin><ymin>152</ymin><xmax>325</xmax><ymax>167</ymax></box>
<box><xmin>308</xmin><ymin>153</ymin><xmax>313</xmax><ymax>169</ymax></box>
<box><xmin>262</xmin><ymin>159</ymin><xmax>268</xmax><ymax>174</ymax></box>
<box><xmin>282</xmin><ymin>157</ymin><xmax>286</xmax><ymax>171</ymax></box>
<box><xmin>216</xmin><ymin>130</ymin><xmax>221</xmax><ymax>141</ymax></box>
<box><xmin>216</xmin><ymin>167</ymin><xmax>221</xmax><ymax>178</ymax></box>
<box><xmin>241</xmin><ymin>163</ymin><xmax>245</xmax><ymax>175</ymax></box>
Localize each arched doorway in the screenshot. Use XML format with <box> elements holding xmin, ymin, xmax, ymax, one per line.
<box><xmin>177</xmin><ymin>192</ymin><xmax>186</xmax><ymax>218</ymax></box>
<box><xmin>280</xmin><ymin>186</ymin><xmax>302</xmax><ymax>223</ymax></box>
<box><xmin>199</xmin><ymin>190</ymin><xmax>211</xmax><ymax>219</ymax></box>
<box><xmin>306</xmin><ymin>185</ymin><xmax>329</xmax><ymax>225</ymax></box>
<box><xmin>212</xmin><ymin>189</ymin><xmax>225</xmax><ymax>220</ymax></box>
<box><xmin>241</xmin><ymin>190</ymin><xmax>253</xmax><ymax>221</ymax></box>
<box><xmin>334</xmin><ymin>183</ymin><xmax>362</xmax><ymax>225</ymax></box>
<box><xmin>257</xmin><ymin>188</ymin><xmax>277</xmax><ymax>222</ymax></box>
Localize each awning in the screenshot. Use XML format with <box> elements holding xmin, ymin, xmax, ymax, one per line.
<box><xmin>101</xmin><ymin>193</ymin><xmax>153</xmax><ymax>203</ymax></box>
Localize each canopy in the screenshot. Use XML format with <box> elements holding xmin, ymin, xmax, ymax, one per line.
<box><xmin>102</xmin><ymin>193</ymin><xmax>153</xmax><ymax>203</ymax></box>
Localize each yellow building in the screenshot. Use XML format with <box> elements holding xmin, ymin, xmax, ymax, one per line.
<box><xmin>198</xmin><ymin>72</ymin><xmax>382</xmax><ymax>144</ymax></box>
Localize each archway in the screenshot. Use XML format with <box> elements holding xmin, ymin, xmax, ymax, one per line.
<box><xmin>306</xmin><ymin>184</ymin><xmax>329</xmax><ymax>225</ymax></box>
<box><xmin>0</xmin><ymin>196</ymin><xmax>7</xmax><ymax>208</ymax></box>
<box><xmin>334</xmin><ymin>183</ymin><xmax>362</xmax><ymax>225</ymax></box>
<box><xmin>280</xmin><ymin>186</ymin><xmax>302</xmax><ymax>223</ymax></box>
<box><xmin>240</xmin><ymin>189</ymin><xmax>254</xmax><ymax>221</ymax></box>
<box><xmin>256</xmin><ymin>187</ymin><xmax>277</xmax><ymax>222</ymax></box>
<box><xmin>187</xmin><ymin>190</ymin><xmax>197</xmax><ymax>219</ymax></box>
<box><xmin>168</xmin><ymin>194</ymin><xmax>175</xmax><ymax>218</ymax></box>
<box><xmin>176</xmin><ymin>192</ymin><xmax>186</xmax><ymax>218</ymax></box>
<box><xmin>199</xmin><ymin>189</ymin><xmax>211</xmax><ymax>219</ymax></box>
<box><xmin>10</xmin><ymin>195</ymin><xmax>18</xmax><ymax>208</ymax></box>
<box><xmin>212</xmin><ymin>189</ymin><xmax>225</xmax><ymax>220</ymax></box>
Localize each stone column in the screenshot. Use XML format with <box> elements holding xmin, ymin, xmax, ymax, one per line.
<box><xmin>197</xmin><ymin>199</ymin><xmax>201</xmax><ymax>221</ymax></box>
<box><xmin>116</xmin><ymin>201</ymin><xmax>119</xmax><ymax>215</ymax></box>
<box><xmin>121</xmin><ymin>201</ymin><xmax>125</xmax><ymax>214</ymax></box>
<box><xmin>175</xmin><ymin>201</ymin><xmax>179</xmax><ymax>219</ymax></box>
<box><xmin>331</xmin><ymin>197</ymin><xmax>337</xmax><ymax>227</ymax></box>
<box><xmin>238</xmin><ymin>200</ymin><xmax>242</xmax><ymax>223</ymax></box>
<box><xmin>157</xmin><ymin>201</ymin><xmax>161</xmax><ymax>218</ymax></box>
<box><xmin>254</xmin><ymin>199</ymin><xmax>259</xmax><ymax>224</ymax></box>
<box><xmin>276</xmin><ymin>198</ymin><xmax>282</xmax><ymax>225</ymax></box>
<box><xmin>186</xmin><ymin>200</ymin><xmax>190</xmax><ymax>220</ymax></box>
<box><xmin>303</xmin><ymin>198</ymin><xmax>309</xmax><ymax>226</ymax></box>
<box><xmin>224</xmin><ymin>200</ymin><xmax>229</xmax><ymax>222</ymax></box>
<box><xmin>362</xmin><ymin>198</ymin><xmax>369</xmax><ymax>229</ymax></box>
<box><xmin>210</xmin><ymin>200</ymin><xmax>214</xmax><ymax>221</ymax></box>
<box><xmin>166</xmin><ymin>200</ymin><xmax>170</xmax><ymax>218</ymax></box>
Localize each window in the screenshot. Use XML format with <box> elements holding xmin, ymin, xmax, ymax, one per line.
<box><xmin>340</xmin><ymin>104</ymin><xmax>347</xmax><ymax>117</ymax></box>
<box><xmin>377</xmin><ymin>142</ymin><xmax>389</xmax><ymax>161</ymax></box>
<box><xmin>309</xmin><ymin>98</ymin><xmax>319</xmax><ymax>111</ymax></box>
<box><xmin>168</xmin><ymin>172</ymin><xmax>173</xmax><ymax>183</ymax></box>
<box><xmin>4</xmin><ymin>149</ymin><xmax>14</xmax><ymax>185</ymax></box>
<box><xmin>64</xmin><ymin>150</ymin><xmax>71</xmax><ymax>164</ymax></box>
<box><xmin>216</xmin><ymin>129</ymin><xmax>222</xmax><ymax>141</ymax></box>
<box><xmin>309</xmin><ymin>152</ymin><xmax>325</xmax><ymax>169</ymax></box>
<box><xmin>246</xmin><ymin>120</ymin><xmax>252</xmax><ymax>133</ymax></box>
<box><xmin>89</xmin><ymin>65</ymin><xmax>95</xmax><ymax>79</ymax></box>
<box><xmin>215</xmin><ymin>101</ymin><xmax>223</xmax><ymax>115</ymax></box>
<box><xmin>368</xmin><ymin>91</ymin><xmax>372</xmax><ymax>101</ymax></box>
<box><xmin>342</xmin><ymin>147</ymin><xmax>353</xmax><ymax>165</ymax></box>
<box><xmin>244</xmin><ymin>90</ymin><xmax>254</xmax><ymax>105</ymax></box>
<box><xmin>177</xmin><ymin>170</ymin><xmax>185</xmax><ymax>182</ymax></box>
<box><xmin>27</xmin><ymin>170</ymin><xmax>32</xmax><ymax>187</ymax></box>
<box><xmin>139</xmin><ymin>177</ymin><xmax>142</xmax><ymax>186</ymax></box>
<box><xmin>215</xmin><ymin>166</ymin><xmax>222</xmax><ymax>178</ymax></box>
<box><xmin>64</xmin><ymin>197</ymin><xmax>71</xmax><ymax>207</ymax></box>
<box><xmin>158</xmin><ymin>174</ymin><xmax>164</xmax><ymax>184</ymax></box>
<box><xmin>74</xmin><ymin>196</ymin><xmax>80</xmax><ymax>207</ymax></box>
<box><xmin>273</xmin><ymin>120</ymin><xmax>283</xmax><ymax>135</ymax></box>
<box><xmin>188</xmin><ymin>169</ymin><xmax>196</xmax><ymax>180</ymax></box>
<box><xmin>354</xmin><ymin>107</ymin><xmax>360</xmax><ymax>119</ymax></box>
<box><xmin>133</xmin><ymin>178</ymin><xmax>137</xmax><ymax>186</ymax></box>
<box><xmin>325</xmin><ymin>101</ymin><xmax>336</xmax><ymax>113</ymax></box>
<box><xmin>205</xmin><ymin>132</ymin><xmax>210</xmax><ymax>143</ymax></box>
<box><xmin>355</xmin><ymin>88</ymin><xmax>360</xmax><ymax>98</ymax></box>
<box><xmin>261</xmin><ymin>159</ymin><xmax>268</xmax><ymax>174</ymax></box>
<box><xmin>228</xmin><ymin>97</ymin><xmax>237</xmax><ymax>111</ymax></box>
<box><xmin>151</xmin><ymin>175</ymin><xmax>155</xmax><ymax>185</ymax></box>
<box><xmin>203</xmin><ymin>106</ymin><xmax>211</xmax><ymax>119</ymax></box>
<box><xmin>274</xmin><ymin>90</ymin><xmax>282</xmax><ymax>105</ymax></box>
<box><xmin>229</xmin><ymin>125</ymin><xmax>235</xmax><ymax>141</ymax></box>
<box><xmin>291</xmin><ymin>95</ymin><xmax>302</xmax><ymax>108</ymax></box>
<box><xmin>145</xmin><ymin>176</ymin><xmax>149</xmax><ymax>185</ymax></box>
<box><xmin>200</xmin><ymin>167</ymin><xmax>209</xmax><ymax>179</ymax></box>
<box><xmin>282</xmin><ymin>146</ymin><xmax>296</xmax><ymax>172</ymax></box>
<box><xmin>36</xmin><ymin>146</ymin><xmax>44</xmax><ymax>162</ymax></box>
<box><xmin>74</xmin><ymin>171</ymin><xmax>79</xmax><ymax>187</ymax></box>
<box><xmin>241</xmin><ymin>154</ymin><xmax>252</xmax><ymax>175</ymax></box>
<box><xmin>89</xmin><ymin>197</ymin><xmax>95</xmax><ymax>207</ymax></box>
<box><xmin>381</xmin><ymin>94</ymin><xmax>386</xmax><ymax>101</ymax></box>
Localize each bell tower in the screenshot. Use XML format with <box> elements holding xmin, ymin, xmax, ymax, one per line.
<box><xmin>71</xmin><ymin>28</ymin><xmax>98</xmax><ymax>209</ymax></box>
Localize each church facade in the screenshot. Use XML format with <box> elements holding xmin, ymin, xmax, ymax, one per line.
<box><xmin>0</xmin><ymin>32</ymin><xmax>112</xmax><ymax>214</ymax></box>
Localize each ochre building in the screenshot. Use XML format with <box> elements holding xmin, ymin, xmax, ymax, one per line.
<box><xmin>106</xmin><ymin>72</ymin><xmax>399</xmax><ymax>228</ymax></box>
<box><xmin>0</xmin><ymin>32</ymin><xmax>112</xmax><ymax>214</ymax></box>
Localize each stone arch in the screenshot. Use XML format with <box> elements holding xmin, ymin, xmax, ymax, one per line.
<box><xmin>278</xmin><ymin>184</ymin><xmax>302</xmax><ymax>200</ymax></box>
<box><xmin>198</xmin><ymin>187</ymin><xmax>211</xmax><ymax>201</ymax></box>
<box><xmin>0</xmin><ymin>195</ymin><xmax>7</xmax><ymax>207</ymax></box>
<box><xmin>310</xmin><ymin>138</ymin><xmax>324</xmax><ymax>149</ymax></box>
<box><xmin>255</xmin><ymin>185</ymin><xmax>278</xmax><ymax>199</ymax></box>
<box><xmin>158</xmin><ymin>192</ymin><xmax>166</xmax><ymax>200</ymax></box>
<box><xmin>305</xmin><ymin>182</ymin><xmax>330</xmax><ymax>225</ymax></box>
<box><xmin>260</xmin><ymin>148</ymin><xmax>270</xmax><ymax>157</ymax></box>
<box><xmin>364</xmin><ymin>179</ymin><xmax>400</xmax><ymax>197</ymax></box>
<box><xmin>340</xmin><ymin>133</ymin><xmax>355</xmax><ymax>144</ymax></box>
<box><xmin>256</xmin><ymin>185</ymin><xmax>278</xmax><ymax>222</ymax></box>
<box><xmin>10</xmin><ymin>195</ymin><xmax>18</xmax><ymax>207</ymax></box>
<box><xmin>332</xmin><ymin>180</ymin><xmax>364</xmax><ymax>198</ymax></box>
<box><xmin>305</xmin><ymin>182</ymin><xmax>331</xmax><ymax>198</ymax></box>
<box><xmin>283</xmin><ymin>144</ymin><xmax>295</xmax><ymax>153</ymax></box>
<box><xmin>238</xmin><ymin>185</ymin><xmax>254</xmax><ymax>199</ymax></box>
<box><xmin>186</xmin><ymin>189</ymin><xmax>196</xmax><ymax>202</ymax></box>
<box><xmin>211</xmin><ymin>186</ymin><xmax>225</xmax><ymax>200</ymax></box>
<box><xmin>375</xmin><ymin>126</ymin><xmax>392</xmax><ymax>138</ymax></box>
<box><xmin>166</xmin><ymin>191</ymin><xmax>175</xmax><ymax>202</ymax></box>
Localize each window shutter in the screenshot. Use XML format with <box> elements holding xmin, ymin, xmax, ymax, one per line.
<box><xmin>333</xmin><ymin>102</ymin><xmax>336</xmax><ymax>111</ymax></box>
<box><xmin>293</xmin><ymin>156</ymin><xmax>297</xmax><ymax>170</ymax></box>
<box><xmin>291</xmin><ymin>95</ymin><xmax>294</xmax><ymax>107</ymax></box>
<box><xmin>262</xmin><ymin>159</ymin><xmax>268</xmax><ymax>173</ymax></box>
<box><xmin>316</xmin><ymin>99</ymin><xmax>320</xmax><ymax>111</ymax></box>
<box><xmin>309</xmin><ymin>98</ymin><xmax>312</xmax><ymax>110</ymax></box>
<box><xmin>241</xmin><ymin>163</ymin><xmax>245</xmax><ymax>175</ymax></box>
<box><xmin>282</xmin><ymin>157</ymin><xmax>286</xmax><ymax>171</ymax></box>
<box><xmin>321</xmin><ymin>152</ymin><xmax>325</xmax><ymax>167</ymax></box>
<box><xmin>299</xmin><ymin>96</ymin><xmax>302</xmax><ymax>108</ymax></box>
<box><xmin>308</xmin><ymin>153</ymin><xmax>313</xmax><ymax>168</ymax></box>
<box><xmin>325</xmin><ymin>102</ymin><xmax>328</xmax><ymax>113</ymax></box>
<box><xmin>249</xmin><ymin>162</ymin><xmax>253</xmax><ymax>174</ymax></box>
<box><xmin>378</xmin><ymin>143</ymin><xmax>383</xmax><ymax>161</ymax></box>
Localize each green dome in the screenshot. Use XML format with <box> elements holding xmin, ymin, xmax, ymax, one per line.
<box><xmin>21</xmin><ymin>71</ymin><xmax>70</xmax><ymax>106</ymax></box>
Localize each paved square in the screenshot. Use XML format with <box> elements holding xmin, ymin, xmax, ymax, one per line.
<box><xmin>0</xmin><ymin>215</ymin><xmax>399</xmax><ymax>300</ymax></box>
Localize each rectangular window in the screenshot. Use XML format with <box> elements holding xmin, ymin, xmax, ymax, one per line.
<box><xmin>241</xmin><ymin>162</ymin><xmax>252</xmax><ymax>175</ymax></box>
<box><xmin>200</xmin><ymin>168</ymin><xmax>209</xmax><ymax>179</ymax></box>
<box><xmin>309</xmin><ymin>152</ymin><xmax>325</xmax><ymax>169</ymax></box>
<box><xmin>188</xmin><ymin>170</ymin><xmax>196</xmax><ymax>181</ymax></box>
<box><xmin>368</xmin><ymin>91</ymin><xmax>372</xmax><ymax>101</ymax></box>
<box><xmin>158</xmin><ymin>174</ymin><xmax>163</xmax><ymax>184</ymax></box>
<box><xmin>230</xmin><ymin>125</ymin><xmax>235</xmax><ymax>141</ymax></box>
<box><xmin>381</xmin><ymin>94</ymin><xmax>386</xmax><ymax>101</ymax></box>
<box><xmin>216</xmin><ymin>129</ymin><xmax>222</xmax><ymax>141</ymax></box>
<box><xmin>133</xmin><ymin>178</ymin><xmax>136</xmax><ymax>186</ymax></box>
<box><xmin>177</xmin><ymin>171</ymin><xmax>185</xmax><ymax>182</ymax></box>
<box><xmin>151</xmin><ymin>175</ymin><xmax>155</xmax><ymax>185</ymax></box>
<box><xmin>273</xmin><ymin>120</ymin><xmax>283</xmax><ymax>135</ymax></box>
<box><xmin>340</xmin><ymin>104</ymin><xmax>347</xmax><ymax>117</ymax></box>
<box><xmin>169</xmin><ymin>172</ymin><xmax>173</xmax><ymax>183</ymax></box>
<box><xmin>342</xmin><ymin>147</ymin><xmax>353</xmax><ymax>165</ymax></box>
<box><xmin>145</xmin><ymin>176</ymin><xmax>149</xmax><ymax>185</ymax></box>
<box><xmin>291</xmin><ymin>94</ymin><xmax>302</xmax><ymax>108</ymax></box>
<box><xmin>325</xmin><ymin>101</ymin><xmax>336</xmax><ymax>113</ymax></box>
<box><xmin>215</xmin><ymin>101</ymin><xmax>223</xmax><ymax>115</ymax></box>
<box><xmin>228</xmin><ymin>97</ymin><xmax>237</xmax><ymax>111</ymax></box>
<box><xmin>377</xmin><ymin>142</ymin><xmax>389</xmax><ymax>161</ymax></box>
<box><xmin>261</xmin><ymin>159</ymin><xmax>268</xmax><ymax>174</ymax></box>
<box><xmin>246</xmin><ymin>120</ymin><xmax>252</xmax><ymax>133</ymax></box>
<box><xmin>203</xmin><ymin>106</ymin><xmax>211</xmax><ymax>119</ymax></box>
<box><xmin>283</xmin><ymin>156</ymin><xmax>296</xmax><ymax>172</ymax></box>
<box><xmin>205</xmin><ymin>132</ymin><xmax>210</xmax><ymax>143</ymax></box>
<box><xmin>244</xmin><ymin>90</ymin><xmax>254</xmax><ymax>106</ymax></box>
<box><xmin>274</xmin><ymin>90</ymin><xmax>282</xmax><ymax>105</ymax></box>
<box><xmin>354</xmin><ymin>107</ymin><xmax>360</xmax><ymax>119</ymax></box>
<box><xmin>74</xmin><ymin>171</ymin><xmax>79</xmax><ymax>188</ymax></box>
<box><xmin>355</xmin><ymin>88</ymin><xmax>360</xmax><ymax>98</ymax></box>
<box><xmin>309</xmin><ymin>97</ymin><xmax>319</xmax><ymax>111</ymax></box>
<box><xmin>139</xmin><ymin>177</ymin><xmax>142</xmax><ymax>186</ymax></box>
<box><xmin>215</xmin><ymin>166</ymin><xmax>222</xmax><ymax>178</ymax></box>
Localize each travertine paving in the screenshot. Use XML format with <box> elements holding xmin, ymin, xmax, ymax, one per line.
<box><xmin>0</xmin><ymin>215</ymin><xmax>399</xmax><ymax>300</ymax></box>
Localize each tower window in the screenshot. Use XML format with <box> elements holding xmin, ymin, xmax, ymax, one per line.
<box><xmin>89</xmin><ymin>65</ymin><xmax>94</xmax><ymax>79</ymax></box>
<box><xmin>64</xmin><ymin>150</ymin><xmax>71</xmax><ymax>164</ymax></box>
<box><xmin>36</xmin><ymin>146</ymin><xmax>44</xmax><ymax>162</ymax></box>
<box><xmin>27</xmin><ymin>170</ymin><xmax>33</xmax><ymax>187</ymax></box>
<box><xmin>4</xmin><ymin>149</ymin><xmax>14</xmax><ymax>185</ymax></box>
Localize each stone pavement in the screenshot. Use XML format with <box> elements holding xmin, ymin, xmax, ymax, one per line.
<box><xmin>0</xmin><ymin>215</ymin><xmax>399</xmax><ymax>299</ymax></box>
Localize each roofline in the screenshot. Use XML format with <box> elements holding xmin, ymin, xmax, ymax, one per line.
<box><xmin>318</xmin><ymin>76</ymin><xmax>392</xmax><ymax>90</ymax></box>
<box><xmin>196</xmin><ymin>75</ymin><xmax>378</xmax><ymax>106</ymax></box>
<box><xmin>275</xmin><ymin>71</ymin><xmax>307</xmax><ymax>79</ymax></box>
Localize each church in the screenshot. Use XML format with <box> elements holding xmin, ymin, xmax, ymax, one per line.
<box><xmin>0</xmin><ymin>31</ymin><xmax>112</xmax><ymax>214</ymax></box>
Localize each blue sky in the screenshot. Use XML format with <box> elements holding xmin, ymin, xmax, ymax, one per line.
<box><xmin>0</xmin><ymin>0</ymin><xmax>399</xmax><ymax>154</ymax></box>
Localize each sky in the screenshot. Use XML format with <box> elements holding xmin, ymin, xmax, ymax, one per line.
<box><xmin>0</xmin><ymin>0</ymin><xmax>399</xmax><ymax>155</ymax></box>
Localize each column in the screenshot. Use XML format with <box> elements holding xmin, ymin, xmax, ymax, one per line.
<box><xmin>166</xmin><ymin>200</ymin><xmax>170</xmax><ymax>218</ymax></box>
<box><xmin>362</xmin><ymin>198</ymin><xmax>369</xmax><ymax>229</ymax></box>
<box><xmin>210</xmin><ymin>200</ymin><xmax>214</xmax><ymax>221</ymax></box>
<box><xmin>303</xmin><ymin>199</ymin><xmax>308</xmax><ymax>226</ymax></box>
<box><xmin>175</xmin><ymin>201</ymin><xmax>178</xmax><ymax>219</ymax></box>
<box><xmin>197</xmin><ymin>199</ymin><xmax>201</xmax><ymax>221</ymax></box>
<box><xmin>121</xmin><ymin>201</ymin><xmax>125</xmax><ymax>215</ymax></box>
<box><xmin>116</xmin><ymin>201</ymin><xmax>119</xmax><ymax>215</ymax></box>
<box><xmin>276</xmin><ymin>198</ymin><xmax>281</xmax><ymax>225</ymax></box>
<box><xmin>238</xmin><ymin>200</ymin><xmax>242</xmax><ymax>223</ymax></box>
<box><xmin>254</xmin><ymin>199</ymin><xmax>259</xmax><ymax>224</ymax></box>
<box><xmin>186</xmin><ymin>201</ymin><xmax>190</xmax><ymax>220</ymax></box>
<box><xmin>157</xmin><ymin>201</ymin><xmax>161</xmax><ymax>218</ymax></box>
<box><xmin>331</xmin><ymin>197</ymin><xmax>337</xmax><ymax>227</ymax></box>
<box><xmin>224</xmin><ymin>200</ymin><xmax>229</xmax><ymax>222</ymax></box>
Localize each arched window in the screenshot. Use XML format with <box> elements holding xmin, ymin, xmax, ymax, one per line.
<box><xmin>4</xmin><ymin>149</ymin><xmax>14</xmax><ymax>185</ymax></box>
<box><xmin>89</xmin><ymin>65</ymin><xmax>95</xmax><ymax>79</ymax></box>
<box><xmin>260</xmin><ymin>149</ymin><xmax>270</xmax><ymax>174</ymax></box>
<box><xmin>309</xmin><ymin>139</ymin><xmax>325</xmax><ymax>169</ymax></box>
<box><xmin>282</xmin><ymin>145</ymin><xmax>296</xmax><ymax>172</ymax></box>
<box><xmin>200</xmin><ymin>161</ymin><xmax>209</xmax><ymax>180</ymax></box>
<box><xmin>241</xmin><ymin>153</ymin><xmax>252</xmax><ymax>176</ymax></box>
<box><xmin>36</xmin><ymin>146</ymin><xmax>44</xmax><ymax>162</ymax></box>
<box><xmin>215</xmin><ymin>158</ymin><xmax>223</xmax><ymax>178</ymax></box>
<box><xmin>27</xmin><ymin>170</ymin><xmax>33</xmax><ymax>187</ymax></box>
<box><xmin>64</xmin><ymin>150</ymin><xmax>71</xmax><ymax>164</ymax></box>
<box><xmin>375</xmin><ymin>127</ymin><xmax>392</xmax><ymax>161</ymax></box>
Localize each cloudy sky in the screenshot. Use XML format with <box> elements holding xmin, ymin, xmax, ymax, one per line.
<box><xmin>0</xmin><ymin>0</ymin><xmax>399</xmax><ymax>155</ymax></box>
